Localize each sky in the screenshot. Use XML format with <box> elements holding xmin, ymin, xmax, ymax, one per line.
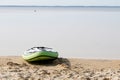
<box><xmin>0</xmin><ymin>0</ymin><xmax>120</xmax><ymax>6</ymax></box>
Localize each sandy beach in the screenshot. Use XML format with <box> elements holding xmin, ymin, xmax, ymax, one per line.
<box><xmin>0</xmin><ymin>56</ymin><xmax>120</xmax><ymax>80</ymax></box>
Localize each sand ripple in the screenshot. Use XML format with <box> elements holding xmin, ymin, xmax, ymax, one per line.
<box><xmin>0</xmin><ymin>57</ymin><xmax>120</xmax><ymax>80</ymax></box>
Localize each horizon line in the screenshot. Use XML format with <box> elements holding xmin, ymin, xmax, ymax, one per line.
<box><xmin>0</xmin><ymin>5</ymin><xmax>120</xmax><ymax>8</ymax></box>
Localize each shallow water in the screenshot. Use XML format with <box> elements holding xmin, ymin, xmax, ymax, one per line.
<box><xmin>0</xmin><ymin>6</ymin><xmax>120</xmax><ymax>59</ymax></box>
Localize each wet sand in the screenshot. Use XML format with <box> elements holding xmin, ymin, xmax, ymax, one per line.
<box><xmin>0</xmin><ymin>56</ymin><xmax>120</xmax><ymax>80</ymax></box>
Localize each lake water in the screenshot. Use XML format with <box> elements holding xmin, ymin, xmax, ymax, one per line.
<box><xmin>0</xmin><ymin>6</ymin><xmax>120</xmax><ymax>59</ymax></box>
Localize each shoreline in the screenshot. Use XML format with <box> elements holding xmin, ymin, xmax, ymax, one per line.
<box><xmin>0</xmin><ymin>56</ymin><xmax>120</xmax><ymax>68</ymax></box>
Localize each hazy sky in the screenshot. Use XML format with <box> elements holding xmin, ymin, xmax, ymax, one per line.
<box><xmin>0</xmin><ymin>0</ymin><xmax>120</xmax><ymax>6</ymax></box>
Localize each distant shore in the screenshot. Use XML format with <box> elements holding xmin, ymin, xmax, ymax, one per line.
<box><xmin>0</xmin><ymin>5</ymin><xmax>120</xmax><ymax>8</ymax></box>
<box><xmin>0</xmin><ymin>56</ymin><xmax>120</xmax><ymax>80</ymax></box>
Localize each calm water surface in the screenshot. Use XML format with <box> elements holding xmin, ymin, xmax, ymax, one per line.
<box><xmin>0</xmin><ymin>6</ymin><xmax>120</xmax><ymax>59</ymax></box>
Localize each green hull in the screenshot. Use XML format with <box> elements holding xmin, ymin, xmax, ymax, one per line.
<box><xmin>22</xmin><ymin>51</ymin><xmax>58</xmax><ymax>61</ymax></box>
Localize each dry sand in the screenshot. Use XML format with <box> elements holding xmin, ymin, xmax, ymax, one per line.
<box><xmin>0</xmin><ymin>56</ymin><xmax>120</xmax><ymax>80</ymax></box>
